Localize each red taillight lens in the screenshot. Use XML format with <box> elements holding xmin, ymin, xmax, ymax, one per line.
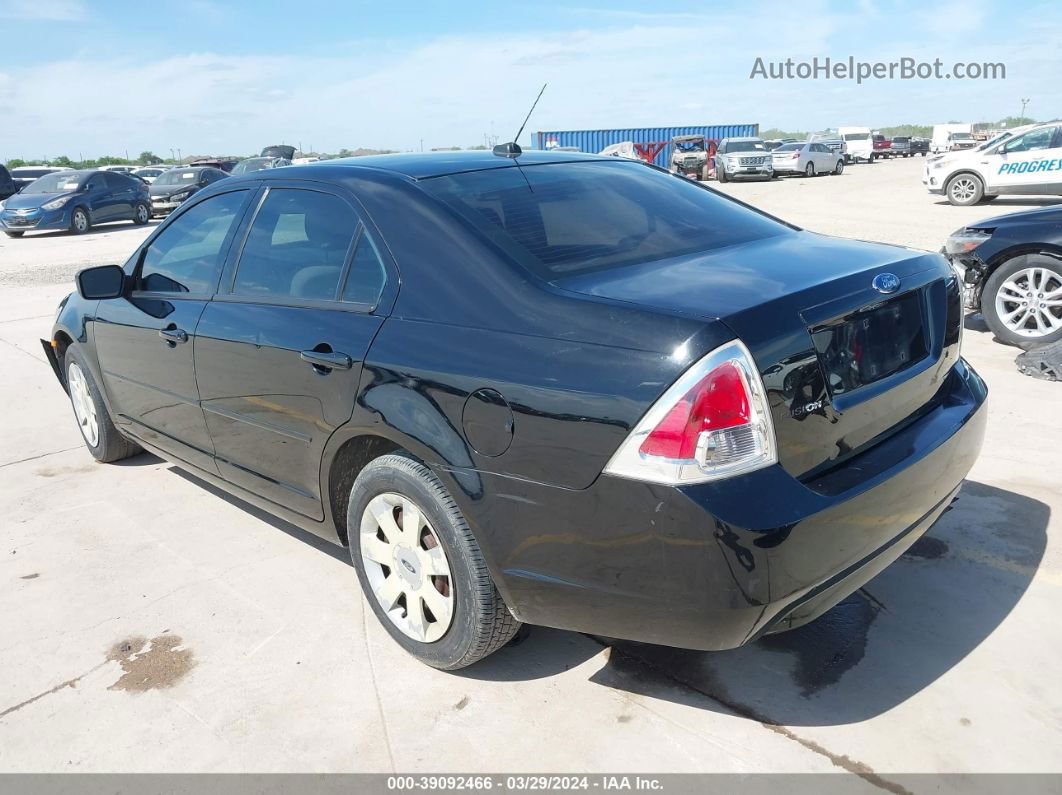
<box><xmin>604</xmin><ymin>340</ymin><xmax>777</xmax><ymax>484</ymax></box>
<box><xmin>638</xmin><ymin>362</ymin><xmax>751</xmax><ymax>459</ymax></box>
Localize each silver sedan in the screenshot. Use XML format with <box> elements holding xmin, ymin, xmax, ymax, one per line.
<box><xmin>771</xmin><ymin>142</ymin><xmax>845</xmax><ymax>177</ymax></box>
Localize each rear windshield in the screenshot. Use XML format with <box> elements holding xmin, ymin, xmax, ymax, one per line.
<box><xmin>774</xmin><ymin>143</ymin><xmax>804</xmax><ymax>152</ymax></box>
<box><xmin>421</xmin><ymin>161</ymin><xmax>789</xmax><ymax>278</ymax></box>
<box><xmin>843</xmin><ymin>132</ymin><xmax>869</xmax><ymax>141</ymax></box>
<box><xmin>22</xmin><ymin>172</ymin><xmax>85</xmax><ymax>194</ymax></box>
<box><xmin>232</xmin><ymin>157</ymin><xmax>272</xmax><ymax>175</ymax></box>
<box><xmin>13</xmin><ymin>168</ymin><xmax>55</xmax><ymax>179</ymax></box>
<box><xmin>154</xmin><ymin>170</ymin><xmax>200</xmax><ymax>186</ymax></box>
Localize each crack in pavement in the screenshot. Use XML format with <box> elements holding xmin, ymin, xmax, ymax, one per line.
<box><xmin>590</xmin><ymin>638</ymin><xmax>912</xmax><ymax>795</ymax></box>
<box><xmin>0</xmin><ymin>446</ymin><xmax>83</xmax><ymax>470</ymax></box>
<box><xmin>0</xmin><ymin>662</ymin><xmax>107</xmax><ymax>720</ymax></box>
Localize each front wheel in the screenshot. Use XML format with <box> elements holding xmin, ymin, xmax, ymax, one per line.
<box><xmin>981</xmin><ymin>254</ymin><xmax>1062</xmax><ymax>347</ymax></box>
<box><xmin>833</xmin><ymin>160</ymin><xmax>844</xmax><ymax>175</ymax></box>
<box><xmin>132</xmin><ymin>202</ymin><xmax>150</xmax><ymax>225</ymax></box>
<box><xmin>945</xmin><ymin>173</ymin><xmax>984</xmax><ymax>206</ymax></box>
<box><xmin>348</xmin><ymin>454</ymin><xmax>520</xmax><ymax>669</ymax></box>
<box><xmin>4</xmin><ymin>231</ymin><xmax>24</xmax><ymax>238</ymax></box>
<box><xmin>64</xmin><ymin>346</ymin><xmax>142</xmax><ymax>462</ymax></box>
<box><xmin>69</xmin><ymin>207</ymin><xmax>90</xmax><ymax>235</ymax></box>
<box><xmin>716</xmin><ymin>166</ymin><xmax>728</xmax><ymax>183</ymax></box>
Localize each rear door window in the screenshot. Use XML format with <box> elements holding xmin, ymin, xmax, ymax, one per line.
<box><xmin>231</xmin><ymin>188</ymin><xmax>358</xmax><ymax>302</ymax></box>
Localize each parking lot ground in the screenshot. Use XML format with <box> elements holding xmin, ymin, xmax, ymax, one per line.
<box><xmin>1</xmin><ymin>157</ymin><xmax>1060</xmax><ymax>781</ymax></box>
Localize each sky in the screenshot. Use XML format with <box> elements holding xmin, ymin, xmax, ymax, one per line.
<box><xmin>0</xmin><ymin>0</ymin><xmax>1059</xmax><ymax>160</ymax></box>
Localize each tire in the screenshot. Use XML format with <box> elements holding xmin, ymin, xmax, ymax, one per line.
<box><xmin>981</xmin><ymin>253</ymin><xmax>1062</xmax><ymax>347</ymax></box>
<box><xmin>805</xmin><ymin>162</ymin><xmax>815</xmax><ymax>177</ymax></box>
<box><xmin>132</xmin><ymin>202</ymin><xmax>150</xmax><ymax>225</ymax></box>
<box><xmin>63</xmin><ymin>346</ymin><xmax>142</xmax><ymax>463</ymax></box>
<box><xmin>945</xmin><ymin>173</ymin><xmax>984</xmax><ymax>206</ymax></box>
<box><xmin>348</xmin><ymin>454</ymin><xmax>520</xmax><ymax>669</ymax></box>
<box><xmin>833</xmin><ymin>159</ymin><xmax>844</xmax><ymax>175</ymax></box>
<box><xmin>69</xmin><ymin>207</ymin><xmax>90</xmax><ymax>235</ymax></box>
<box><xmin>4</xmin><ymin>231</ymin><xmax>24</xmax><ymax>238</ymax></box>
<box><xmin>716</xmin><ymin>165</ymin><xmax>728</xmax><ymax>183</ymax></box>
<box><xmin>700</xmin><ymin>165</ymin><xmax>710</xmax><ymax>181</ymax></box>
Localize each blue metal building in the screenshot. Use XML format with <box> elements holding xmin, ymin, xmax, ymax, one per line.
<box><xmin>532</xmin><ymin>125</ymin><xmax>759</xmax><ymax>167</ymax></box>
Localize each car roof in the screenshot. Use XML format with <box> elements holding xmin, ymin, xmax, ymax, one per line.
<box><xmin>280</xmin><ymin>149</ymin><xmax>614</xmax><ymax>180</ymax></box>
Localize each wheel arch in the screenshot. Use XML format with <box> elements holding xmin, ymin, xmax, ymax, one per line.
<box><xmin>323</xmin><ymin>432</ymin><xmax>404</xmax><ymax>545</ymax></box>
<box><xmin>975</xmin><ymin>244</ymin><xmax>1062</xmax><ymax>309</ymax></box>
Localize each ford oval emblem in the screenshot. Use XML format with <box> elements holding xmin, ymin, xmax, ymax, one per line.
<box><xmin>872</xmin><ymin>273</ymin><xmax>901</xmax><ymax>294</ymax></box>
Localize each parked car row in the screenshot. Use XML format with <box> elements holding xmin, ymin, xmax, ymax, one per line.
<box><xmin>1</xmin><ymin>145</ymin><xmax>300</xmax><ymax>236</ymax></box>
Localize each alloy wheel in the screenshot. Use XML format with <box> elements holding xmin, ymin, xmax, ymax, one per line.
<box><xmin>68</xmin><ymin>362</ymin><xmax>99</xmax><ymax>447</ymax></box>
<box><xmin>995</xmin><ymin>267</ymin><xmax>1062</xmax><ymax>338</ymax></box>
<box><xmin>359</xmin><ymin>492</ymin><xmax>454</xmax><ymax>643</ymax></box>
<box><xmin>73</xmin><ymin>210</ymin><xmax>88</xmax><ymax>233</ymax></box>
<box><xmin>949</xmin><ymin>178</ymin><xmax>978</xmax><ymax>203</ymax></box>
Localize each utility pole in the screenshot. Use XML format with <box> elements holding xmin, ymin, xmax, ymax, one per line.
<box><xmin>177</xmin><ymin>148</ymin><xmax>182</xmax><ymax>164</ymax></box>
<box><xmin>419</xmin><ymin>139</ymin><xmax>424</xmax><ymax>152</ymax></box>
<box><xmin>1020</xmin><ymin>98</ymin><xmax>1030</xmax><ymax>123</ymax></box>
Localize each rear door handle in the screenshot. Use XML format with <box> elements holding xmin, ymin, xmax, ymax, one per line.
<box><xmin>300</xmin><ymin>349</ymin><xmax>352</xmax><ymax>370</ymax></box>
<box><xmin>159</xmin><ymin>327</ymin><xmax>188</xmax><ymax>344</ymax></box>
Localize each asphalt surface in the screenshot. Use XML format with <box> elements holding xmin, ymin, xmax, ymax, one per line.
<box><xmin>1</xmin><ymin>156</ymin><xmax>1059</xmax><ymax>781</ymax></box>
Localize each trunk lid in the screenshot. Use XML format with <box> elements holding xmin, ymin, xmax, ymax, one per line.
<box><xmin>555</xmin><ymin>231</ymin><xmax>963</xmax><ymax>481</ymax></box>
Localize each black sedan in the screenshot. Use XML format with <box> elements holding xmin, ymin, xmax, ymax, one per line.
<box><xmin>148</xmin><ymin>166</ymin><xmax>229</xmax><ymax>216</ymax></box>
<box><xmin>944</xmin><ymin>205</ymin><xmax>1062</xmax><ymax>346</ymax></box>
<box><xmin>43</xmin><ymin>151</ymin><xmax>986</xmax><ymax>669</ymax></box>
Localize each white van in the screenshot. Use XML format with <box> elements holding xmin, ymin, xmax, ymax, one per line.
<box><xmin>838</xmin><ymin>127</ymin><xmax>872</xmax><ymax>163</ymax></box>
<box><xmin>923</xmin><ymin>121</ymin><xmax>1062</xmax><ymax>205</ymax></box>
<box><xmin>931</xmin><ymin>124</ymin><xmax>976</xmax><ymax>154</ymax></box>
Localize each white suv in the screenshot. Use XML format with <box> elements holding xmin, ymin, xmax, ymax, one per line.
<box><xmin>924</xmin><ymin>122</ymin><xmax>1062</xmax><ymax>206</ymax></box>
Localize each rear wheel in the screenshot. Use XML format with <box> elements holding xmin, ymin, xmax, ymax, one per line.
<box><xmin>981</xmin><ymin>254</ymin><xmax>1062</xmax><ymax>346</ymax></box>
<box><xmin>132</xmin><ymin>202</ymin><xmax>150</xmax><ymax>225</ymax></box>
<box><xmin>945</xmin><ymin>173</ymin><xmax>984</xmax><ymax>206</ymax></box>
<box><xmin>805</xmin><ymin>162</ymin><xmax>815</xmax><ymax>177</ymax></box>
<box><xmin>64</xmin><ymin>346</ymin><xmax>142</xmax><ymax>462</ymax></box>
<box><xmin>4</xmin><ymin>231</ymin><xmax>24</xmax><ymax>238</ymax></box>
<box><xmin>348</xmin><ymin>454</ymin><xmax>520</xmax><ymax>669</ymax></box>
<box><xmin>69</xmin><ymin>207</ymin><xmax>90</xmax><ymax>235</ymax></box>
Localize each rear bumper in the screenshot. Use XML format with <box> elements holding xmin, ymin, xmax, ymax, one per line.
<box><xmin>473</xmin><ymin>360</ymin><xmax>987</xmax><ymax>651</ymax></box>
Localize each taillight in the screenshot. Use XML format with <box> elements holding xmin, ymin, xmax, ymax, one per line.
<box><xmin>605</xmin><ymin>340</ymin><xmax>777</xmax><ymax>484</ymax></box>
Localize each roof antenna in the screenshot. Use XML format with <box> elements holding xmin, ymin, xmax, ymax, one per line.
<box><xmin>494</xmin><ymin>83</ymin><xmax>547</xmax><ymax>158</ymax></box>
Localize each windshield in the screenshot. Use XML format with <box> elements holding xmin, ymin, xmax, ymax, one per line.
<box><xmin>421</xmin><ymin>161</ymin><xmax>789</xmax><ymax>278</ymax></box>
<box><xmin>843</xmin><ymin>132</ymin><xmax>869</xmax><ymax>141</ymax></box>
<box><xmin>722</xmin><ymin>141</ymin><xmax>766</xmax><ymax>153</ymax></box>
<box><xmin>22</xmin><ymin>172</ymin><xmax>85</xmax><ymax>194</ymax></box>
<box><xmin>674</xmin><ymin>139</ymin><xmax>705</xmax><ymax>152</ymax></box>
<box><xmin>232</xmin><ymin>157</ymin><xmax>272</xmax><ymax>175</ymax></box>
<box><xmin>950</xmin><ymin>132</ymin><xmax>973</xmax><ymax>140</ymax></box>
<box><xmin>892</xmin><ymin>137</ymin><xmax>910</xmax><ymax>143</ymax></box>
<box><xmin>154</xmin><ymin>170</ymin><xmax>201</xmax><ymax>186</ymax></box>
<box><xmin>137</xmin><ymin>168</ymin><xmax>164</xmax><ymax>177</ymax></box>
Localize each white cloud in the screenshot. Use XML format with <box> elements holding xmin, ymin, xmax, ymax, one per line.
<box><xmin>0</xmin><ymin>2</ymin><xmax>1059</xmax><ymax>159</ymax></box>
<box><xmin>0</xmin><ymin>0</ymin><xmax>84</xmax><ymax>20</ymax></box>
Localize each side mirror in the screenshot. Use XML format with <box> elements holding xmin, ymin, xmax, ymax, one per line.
<box><xmin>76</xmin><ymin>264</ymin><xmax>126</xmax><ymax>300</ymax></box>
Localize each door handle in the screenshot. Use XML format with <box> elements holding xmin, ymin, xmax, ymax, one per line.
<box><xmin>300</xmin><ymin>349</ymin><xmax>352</xmax><ymax>371</ymax></box>
<box><xmin>159</xmin><ymin>326</ymin><xmax>188</xmax><ymax>344</ymax></box>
